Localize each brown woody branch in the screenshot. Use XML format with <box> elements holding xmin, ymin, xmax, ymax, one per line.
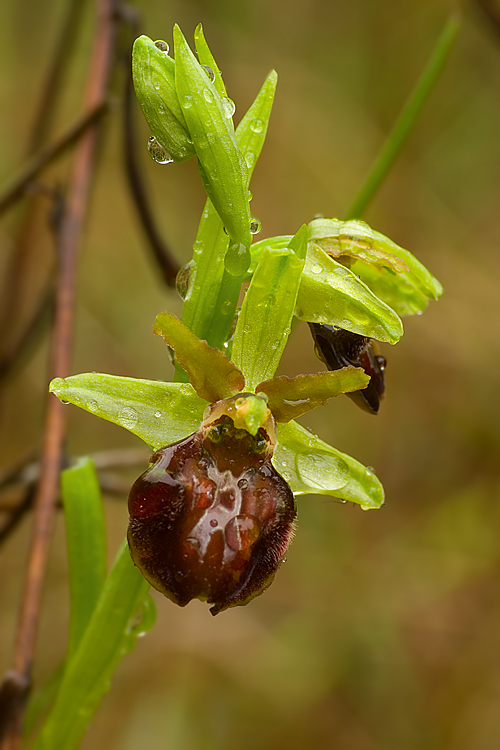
<box><xmin>0</xmin><ymin>0</ymin><xmax>118</xmax><ymax>746</ymax></box>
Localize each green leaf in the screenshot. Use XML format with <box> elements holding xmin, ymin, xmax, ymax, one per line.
<box><xmin>296</xmin><ymin>242</ymin><xmax>404</xmax><ymax>343</ymax></box>
<box><xmin>153</xmin><ymin>312</ymin><xmax>245</xmax><ymax>401</ymax></box>
<box><xmin>61</xmin><ymin>458</ymin><xmax>107</xmax><ymax>659</ymax></box>
<box><xmin>173</xmin><ymin>25</ymin><xmax>252</xmax><ymax>254</ymax></box>
<box><xmin>49</xmin><ymin>373</ymin><xmax>207</xmax><ymax>449</ymax></box>
<box><xmin>34</xmin><ymin>543</ymin><xmax>151</xmax><ymax>750</ymax></box>
<box><xmin>232</xmin><ymin>240</ymin><xmax>306</xmax><ymax>390</ymax></box>
<box><xmin>256</xmin><ymin>367</ymin><xmax>370</xmax><ymax>422</ymax></box>
<box><xmin>180</xmin><ymin>71</ymin><xmax>278</xmax><ymax>349</ymax></box>
<box><xmin>346</xmin><ymin>14</ymin><xmax>460</xmax><ymax>218</ymax></box>
<box><xmin>132</xmin><ymin>35</ymin><xmax>195</xmax><ymax>162</ymax></box>
<box><xmin>274</xmin><ymin>421</ymin><xmax>384</xmax><ymax>510</ymax></box>
<box><xmin>194</xmin><ymin>24</ymin><xmax>228</xmax><ymax>99</ymax></box>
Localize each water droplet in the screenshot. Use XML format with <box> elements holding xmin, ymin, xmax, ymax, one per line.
<box><xmin>119</xmin><ymin>406</ymin><xmax>138</xmax><ymax>429</ymax></box>
<box><xmin>295</xmin><ymin>451</ymin><xmax>349</xmax><ymax>490</ymax></box>
<box><xmin>221</xmin><ymin>97</ymin><xmax>235</xmax><ymax>118</ymax></box>
<box><xmin>245</xmin><ymin>151</ymin><xmax>255</xmax><ymax>169</ymax></box>
<box><xmin>202</xmin><ymin>65</ymin><xmax>215</xmax><ymax>82</ymax></box>
<box><xmin>247</xmin><ymin>190</ymin><xmax>253</xmax><ymax>202</ymax></box>
<box><xmin>238</xmin><ymin>478</ymin><xmax>249</xmax><ymax>489</ymax></box>
<box><xmin>210</xmin><ymin>518</ymin><xmax>218</xmax><ymax>528</ymax></box>
<box><xmin>224</xmin><ymin>242</ymin><xmax>251</xmax><ymax>276</ymax></box>
<box><xmin>182</xmin><ymin>95</ymin><xmax>193</xmax><ymax>109</ymax></box>
<box><xmin>154</xmin><ymin>410</ymin><xmax>162</xmax><ymax>419</ymax></box>
<box><xmin>87</xmin><ymin>399</ymin><xmax>98</xmax><ymax>412</ymax></box>
<box><xmin>311</xmin><ymin>264</ymin><xmax>322</xmax><ymax>274</ymax></box>
<box><xmin>250</xmin><ymin>218</ymin><xmax>262</xmax><ymax>235</ymax></box>
<box><xmin>176</xmin><ymin>261</ymin><xmax>193</xmax><ymax>300</ymax></box>
<box><xmin>250</xmin><ymin>118</ymin><xmax>263</xmax><ymax>133</ymax></box>
<box><xmin>61</xmin><ymin>399</ymin><xmax>70</xmax><ymax>405</ymax></box>
<box><xmin>203</xmin><ymin>87</ymin><xmax>214</xmax><ymax>104</ymax></box>
<box><xmin>225</xmin><ymin>514</ymin><xmax>260</xmax><ymax>551</ymax></box>
<box><xmin>221</xmin><ymin>300</ymin><xmax>232</xmax><ymax>314</ymax></box>
<box><xmin>154</xmin><ymin>40</ymin><xmax>169</xmax><ymax>53</ymax></box>
<box><xmin>147</xmin><ymin>136</ymin><xmax>173</xmax><ymax>164</ymax></box>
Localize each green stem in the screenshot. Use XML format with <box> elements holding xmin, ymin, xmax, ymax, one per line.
<box><xmin>345</xmin><ymin>13</ymin><xmax>460</xmax><ymax>219</ymax></box>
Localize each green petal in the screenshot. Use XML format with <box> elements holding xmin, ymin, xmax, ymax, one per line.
<box><xmin>296</xmin><ymin>243</ymin><xmax>404</xmax><ymax>344</ymax></box>
<box><xmin>49</xmin><ymin>374</ymin><xmax>207</xmax><ymax>449</ymax></box>
<box><xmin>274</xmin><ymin>421</ymin><xmax>384</xmax><ymax>510</ymax></box>
<box><xmin>154</xmin><ymin>312</ymin><xmax>245</xmax><ymax>401</ymax></box>
<box><xmin>256</xmin><ymin>367</ymin><xmax>370</xmax><ymax>422</ymax></box>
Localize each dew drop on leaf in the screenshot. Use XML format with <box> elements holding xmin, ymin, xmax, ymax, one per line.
<box><xmin>87</xmin><ymin>399</ymin><xmax>98</xmax><ymax>412</ymax></box>
<box><xmin>250</xmin><ymin>119</ymin><xmax>264</xmax><ymax>133</ymax></box>
<box><xmin>250</xmin><ymin>218</ymin><xmax>262</xmax><ymax>235</ymax></box>
<box><xmin>201</xmin><ymin>65</ymin><xmax>215</xmax><ymax>82</ymax></box>
<box><xmin>203</xmin><ymin>88</ymin><xmax>214</xmax><ymax>104</ymax></box>
<box><xmin>154</xmin><ymin>40</ymin><xmax>169</xmax><ymax>54</ymax></box>
<box><xmin>119</xmin><ymin>407</ymin><xmax>138</xmax><ymax>429</ymax></box>
<box><xmin>221</xmin><ymin>97</ymin><xmax>236</xmax><ymax>118</ymax></box>
<box><xmin>147</xmin><ymin>136</ymin><xmax>173</xmax><ymax>165</ymax></box>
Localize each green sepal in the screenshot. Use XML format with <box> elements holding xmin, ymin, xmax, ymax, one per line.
<box><xmin>309</xmin><ymin>218</ymin><xmax>408</xmax><ymax>272</ymax></box>
<box><xmin>132</xmin><ymin>35</ymin><xmax>195</xmax><ymax>162</ymax></box>
<box><xmin>49</xmin><ymin>374</ymin><xmax>207</xmax><ymax>449</ymax></box>
<box><xmin>256</xmin><ymin>367</ymin><xmax>370</xmax><ymax>422</ymax></box>
<box><xmin>232</xmin><ymin>234</ymin><xmax>306</xmax><ymax>390</ymax></box>
<box><xmin>309</xmin><ymin>218</ymin><xmax>443</xmax><ymax>317</ymax></box>
<box><xmin>173</xmin><ymin>25</ymin><xmax>252</xmax><ymax>253</ymax></box>
<box><xmin>274</xmin><ymin>421</ymin><xmax>384</xmax><ymax>510</ymax></box>
<box><xmin>153</xmin><ymin>312</ymin><xmax>245</xmax><ymax>401</ymax></box>
<box><xmin>296</xmin><ymin>242</ymin><xmax>404</xmax><ymax>344</ymax></box>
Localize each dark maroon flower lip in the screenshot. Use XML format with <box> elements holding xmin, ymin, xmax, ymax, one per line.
<box><xmin>308</xmin><ymin>323</ymin><xmax>386</xmax><ymax>414</ymax></box>
<box><xmin>127</xmin><ymin>394</ymin><xmax>296</xmax><ymax>615</ymax></box>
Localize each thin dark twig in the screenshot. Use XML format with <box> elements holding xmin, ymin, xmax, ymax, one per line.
<box><xmin>0</xmin><ymin>103</ymin><xmax>108</xmax><ymax>217</ymax></box>
<box><xmin>26</xmin><ymin>0</ymin><xmax>86</xmax><ymax>154</ymax></box>
<box><xmin>0</xmin><ymin>487</ymin><xmax>36</xmax><ymax>546</ymax></box>
<box><xmin>0</xmin><ymin>1</ymin><xmax>118</xmax><ymax>746</ymax></box>
<box><xmin>122</xmin><ymin>28</ymin><xmax>180</xmax><ymax>287</ymax></box>
<box><xmin>0</xmin><ymin>281</ymin><xmax>55</xmax><ymax>384</ymax></box>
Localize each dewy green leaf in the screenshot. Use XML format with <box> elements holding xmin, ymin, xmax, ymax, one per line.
<box><xmin>180</xmin><ymin>71</ymin><xmax>278</xmax><ymax>349</ymax></box>
<box><xmin>34</xmin><ymin>543</ymin><xmax>151</xmax><ymax>750</ymax></box>
<box><xmin>173</xmin><ymin>25</ymin><xmax>252</xmax><ymax>258</ymax></box>
<box><xmin>194</xmin><ymin>24</ymin><xmax>228</xmax><ymax>100</ymax></box>
<box><xmin>232</xmin><ymin>239</ymin><xmax>306</xmax><ymax>390</ymax></box>
<box><xmin>274</xmin><ymin>421</ymin><xmax>384</xmax><ymax>510</ymax></box>
<box><xmin>61</xmin><ymin>458</ymin><xmax>107</xmax><ymax>659</ymax></box>
<box><xmin>296</xmin><ymin>242</ymin><xmax>404</xmax><ymax>344</ymax></box>
<box><xmin>256</xmin><ymin>367</ymin><xmax>370</xmax><ymax>422</ymax></box>
<box><xmin>132</xmin><ymin>35</ymin><xmax>195</xmax><ymax>162</ymax></box>
<box><xmin>153</xmin><ymin>312</ymin><xmax>245</xmax><ymax>401</ymax></box>
<box><xmin>49</xmin><ymin>373</ymin><xmax>207</xmax><ymax>449</ymax></box>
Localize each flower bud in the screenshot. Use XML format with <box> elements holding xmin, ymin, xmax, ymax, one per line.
<box><xmin>132</xmin><ymin>36</ymin><xmax>196</xmax><ymax>163</ymax></box>
<box><xmin>127</xmin><ymin>394</ymin><xmax>296</xmax><ymax>614</ymax></box>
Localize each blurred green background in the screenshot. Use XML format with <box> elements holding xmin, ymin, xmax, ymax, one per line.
<box><xmin>2</xmin><ymin>0</ymin><xmax>500</xmax><ymax>748</ymax></box>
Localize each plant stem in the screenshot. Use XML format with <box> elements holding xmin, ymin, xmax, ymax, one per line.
<box><xmin>345</xmin><ymin>13</ymin><xmax>460</xmax><ymax>219</ymax></box>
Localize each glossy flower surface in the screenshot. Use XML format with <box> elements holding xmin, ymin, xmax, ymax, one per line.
<box><xmin>127</xmin><ymin>394</ymin><xmax>296</xmax><ymax>615</ymax></box>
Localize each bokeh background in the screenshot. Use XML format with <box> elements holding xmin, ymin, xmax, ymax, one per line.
<box><xmin>2</xmin><ymin>0</ymin><xmax>500</xmax><ymax>748</ymax></box>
